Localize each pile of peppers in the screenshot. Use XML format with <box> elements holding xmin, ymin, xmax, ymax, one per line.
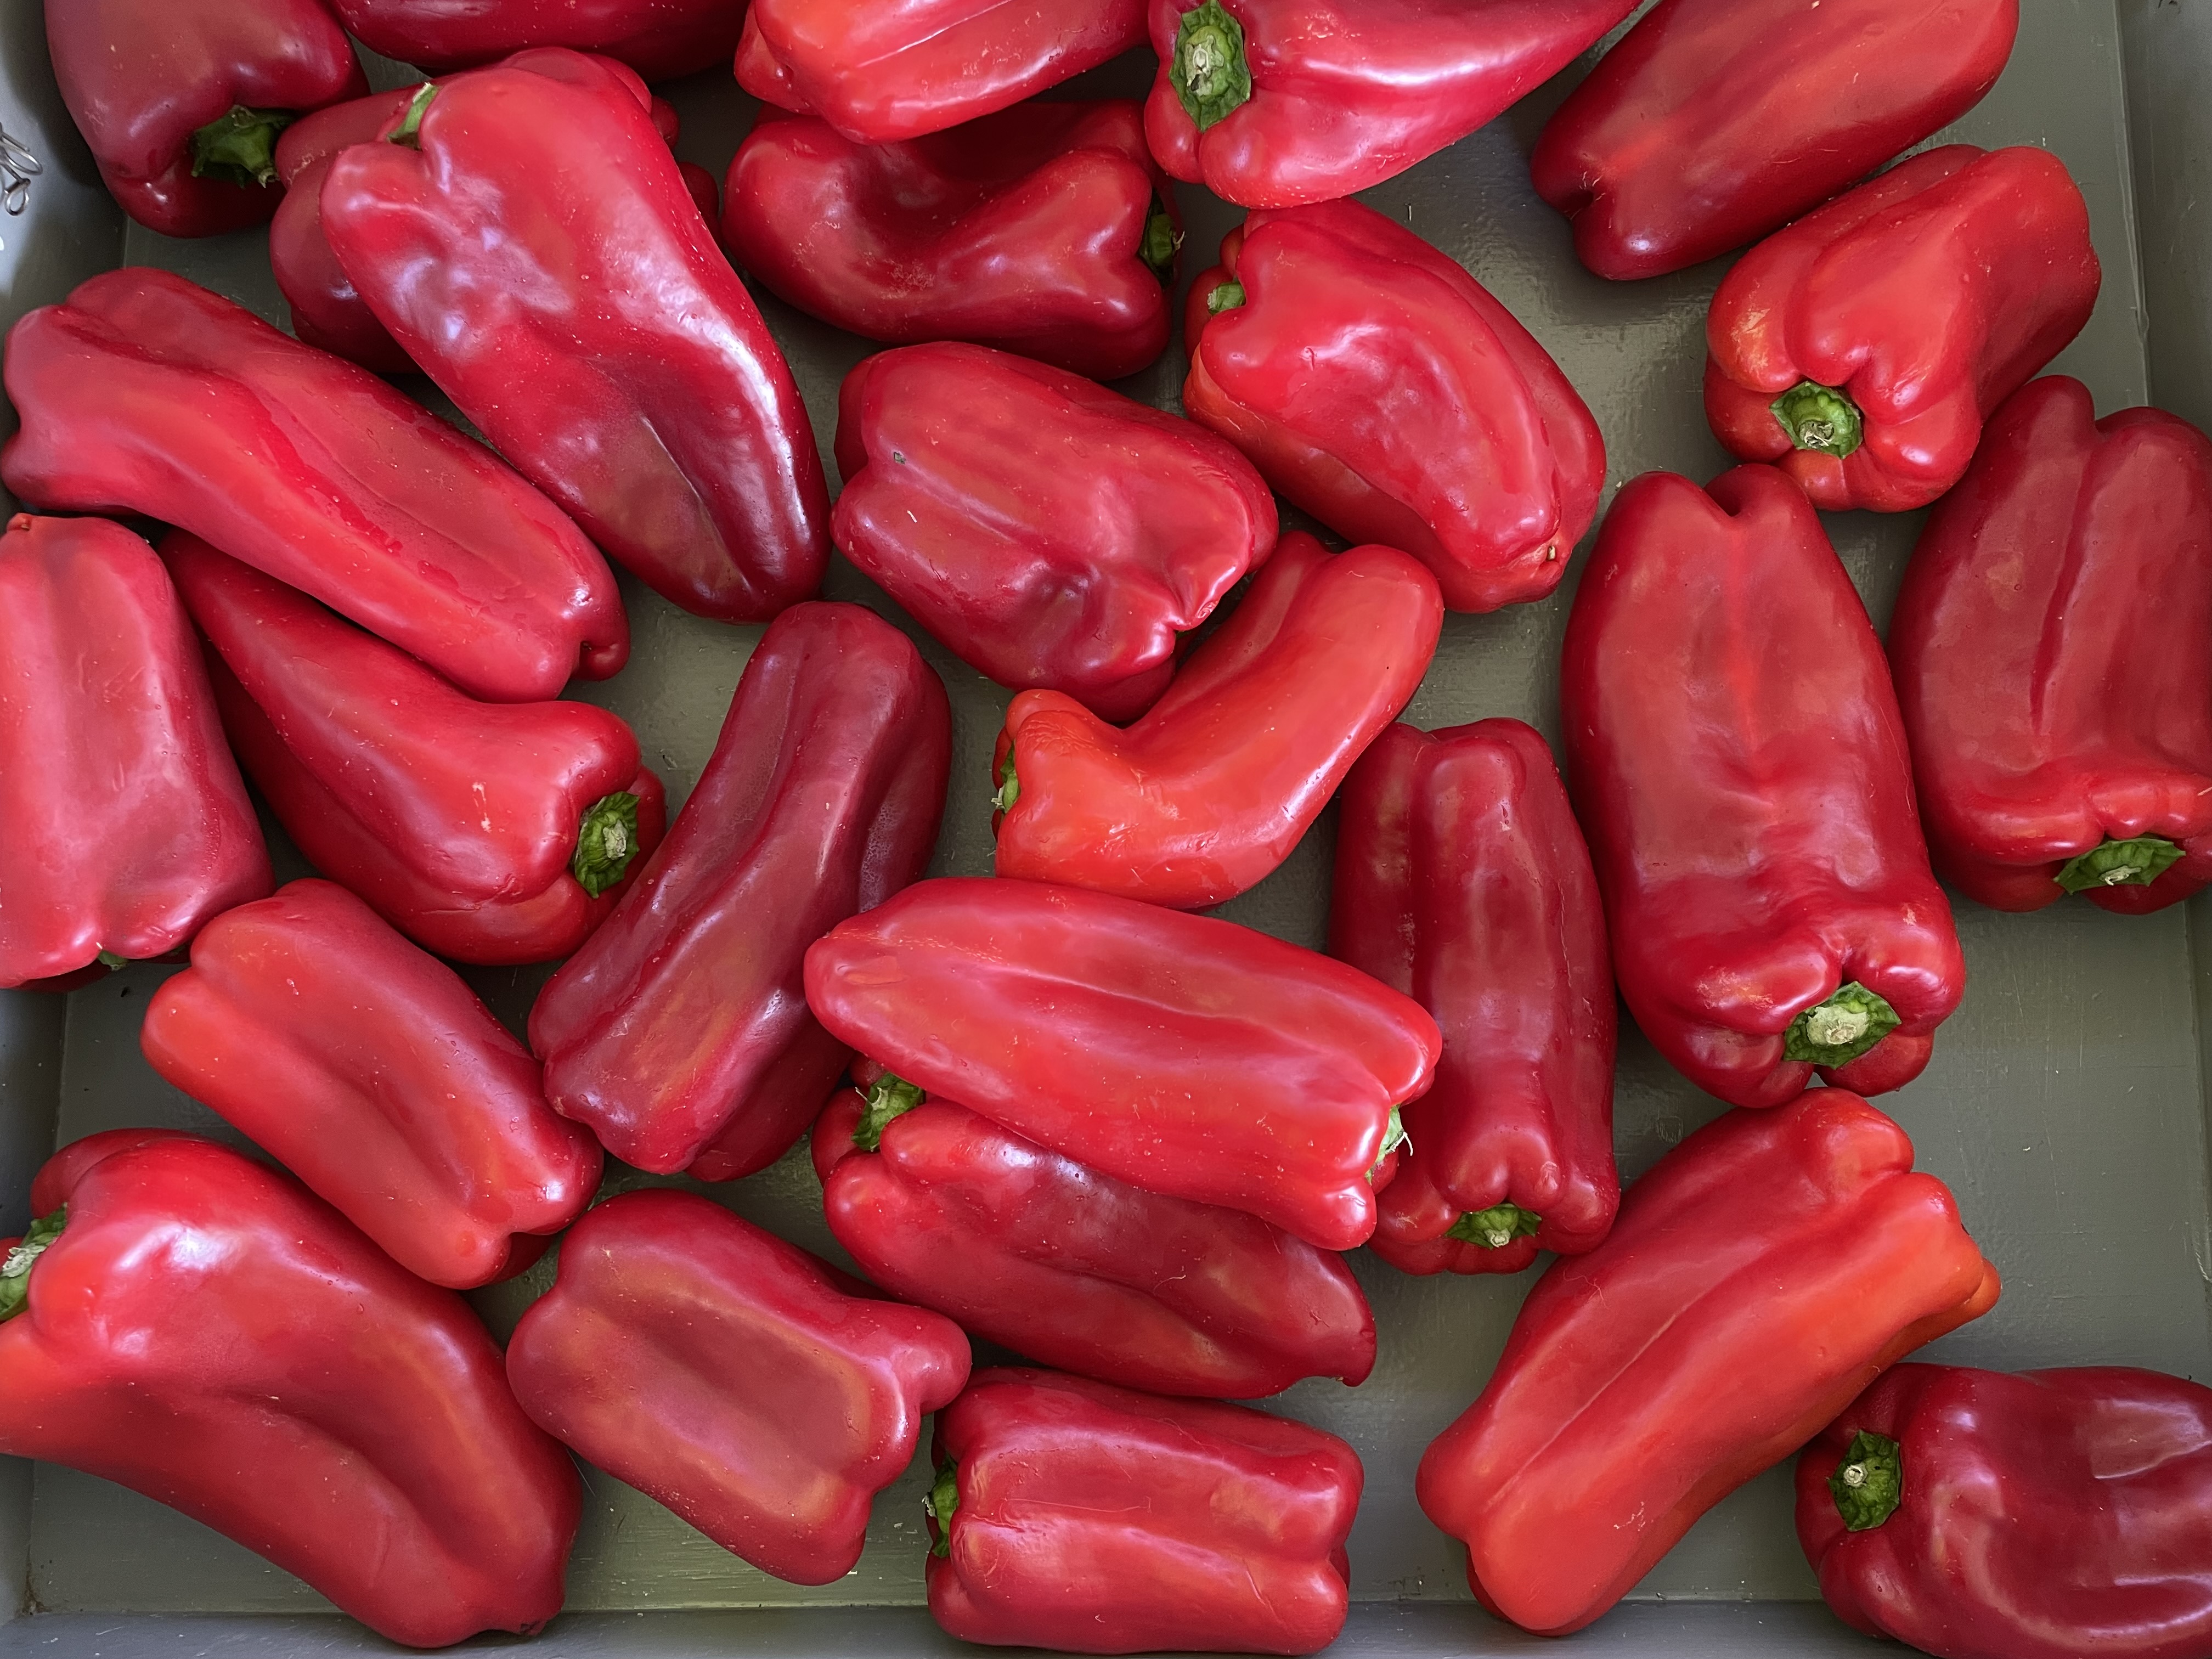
<box><xmin>6</xmin><ymin>2</ymin><xmax>2207</xmax><ymax>1657</ymax></box>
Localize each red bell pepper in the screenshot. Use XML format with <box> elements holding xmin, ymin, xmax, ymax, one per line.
<box><xmin>1144</xmin><ymin>0</ymin><xmax>1638</xmax><ymax>208</ymax></box>
<box><xmin>269</xmin><ymin>88</ymin><xmax>417</xmax><ymax>374</ymax></box>
<box><xmin>1</xmin><ymin>268</ymin><xmax>627</xmax><ymax>703</ymax></box>
<box><xmin>1417</xmin><ymin>1089</ymin><xmax>2001</xmax><ymax>1637</ymax></box>
<box><xmin>1706</xmin><ymin>146</ymin><xmax>2101</xmax><ymax>512</ymax></box>
<box><xmin>1799</xmin><ymin>1364</ymin><xmax>2212</xmax><ymax>1659</ymax></box>
<box><xmin>326</xmin><ymin>0</ymin><xmax>744</xmax><ymax>78</ymax></box>
<box><xmin>927</xmin><ymin>1367</ymin><xmax>1361</xmax><ymax>1656</ymax></box>
<box><xmin>1559</xmin><ymin>465</ymin><xmax>1965</xmax><ymax>1107</ymax></box>
<box><xmin>993</xmin><ymin>533</ymin><xmax>1441</xmax><ymax>909</ymax></box>
<box><xmin>805</xmin><ymin>877</ymin><xmax>1442</xmax><ymax>1250</ymax></box>
<box><xmin>1891</xmin><ymin>377</ymin><xmax>2212</xmax><ymax>915</ymax></box>
<box><xmin>813</xmin><ymin>1074</ymin><xmax>1376</xmax><ymax>1400</ymax></box>
<box><xmin>532</xmin><ymin>602</ymin><xmax>950</xmax><ymax>1178</ymax></box>
<box><xmin>46</xmin><ymin>0</ymin><xmax>365</xmax><ymax>239</ymax></box>
<box><xmin>1185</xmin><ymin>199</ymin><xmax>1605</xmax><ymax>613</ymax></box>
<box><xmin>322</xmin><ymin>49</ymin><xmax>831</xmax><ymax>624</ymax></box>
<box><xmin>0</xmin><ymin>1129</ymin><xmax>580</xmax><ymax>1649</ymax></box>
<box><xmin>724</xmin><ymin>102</ymin><xmax>1178</xmax><ymax>381</ymax></box>
<box><xmin>738</xmin><ymin>0</ymin><xmax>1148</xmax><ymax>143</ymax></box>
<box><xmin>832</xmin><ymin>342</ymin><xmax>1278</xmax><ymax>723</ymax></box>
<box><xmin>1330</xmin><ymin>719</ymin><xmax>1616</xmax><ymax>1277</ymax></box>
<box><xmin>0</xmin><ymin>515</ymin><xmax>269</xmax><ymax>990</ymax></box>
<box><xmin>140</xmin><ymin>879</ymin><xmax>602</xmax><ymax>1289</ymax></box>
<box><xmin>506</xmin><ymin>1188</ymin><xmax>968</xmax><ymax>1586</ymax></box>
<box><xmin>1532</xmin><ymin>0</ymin><xmax>2021</xmax><ymax>280</ymax></box>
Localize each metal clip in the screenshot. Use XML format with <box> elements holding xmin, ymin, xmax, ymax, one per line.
<box><xmin>0</xmin><ymin>125</ymin><xmax>42</xmax><ymax>216</ymax></box>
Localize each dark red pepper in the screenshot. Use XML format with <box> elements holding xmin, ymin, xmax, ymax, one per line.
<box><xmin>269</xmin><ymin>88</ymin><xmax>416</xmax><ymax>374</ymax></box>
<box><xmin>532</xmin><ymin>602</ymin><xmax>950</xmax><ymax>1178</ymax></box>
<box><xmin>1330</xmin><ymin>719</ymin><xmax>1617</xmax><ymax>1277</ymax></box>
<box><xmin>327</xmin><ymin>0</ymin><xmax>744</xmax><ymax>78</ymax></box>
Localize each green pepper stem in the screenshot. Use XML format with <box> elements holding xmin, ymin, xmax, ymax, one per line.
<box><xmin>1447</xmin><ymin>1202</ymin><xmax>1543</xmax><ymax>1250</ymax></box>
<box><xmin>1141</xmin><ymin>199</ymin><xmax>1182</xmax><ymax>280</ymax></box>
<box><xmin>1206</xmin><ymin>280</ymin><xmax>1247</xmax><ymax>315</ymax></box>
<box><xmin>95</xmin><ymin>950</ymin><xmax>128</xmax><ymax>970</ymax></box>
<box><xmin>189</xmin><ymin>106</ymin><xmax>296</xmax><ymax>189</ymax></box>
<box><xmin>853</xmin><ymin>1073</ymin><xmax>926</xmax><ymax>1153</ymax></box>
<box><xmin>1783</xmin><ymin>982</ymin><xmax>1900</xmax><ymax>1067</ymax></box>
<box><xmin>0</xmin><ymin>1206</ymin><xmax>65</xmax><ymax>1324</ymax></box>
<box><xmin>992</xmin><ymin>755</ymin><xmax>1020</xmax><ymax>814</ymax></box>
<box><xmin>1369</xmin><ymin>1105</ymin><xmax>1408</xmax><ymax>1182</ymax></box>
<box><xmin>571</xmin><ymin>792</ymin><xmax>643</xmax><ymax>899</ymax></box>
<box><xmin>1170</xmin><ymin>1</ymin><xmax>1253</xmax><ymax>132</ymax></box>
<box><xmin>1770</xmin><ymin>381</ymin><xmax>1865</xmax><ymax>460</ymax></box>
<box><xmin>927</xmin><ymin>1460</ymin><xmax>959</xmax><ymax>1559</ymax></box>
<box><xmin>1829</xmin><ymin>1430</ymin><xmax>1903</xmax><ymax>1531</ymax></box>
<box><xmin>2054</xmin><ymin>834</ymin><xmax>2185</xmax><ymax>894</ymax></box>
<box><xmin>391</xmin><ymin>81</ymin><xmax>439</xmax><ymax>149</ymax></box>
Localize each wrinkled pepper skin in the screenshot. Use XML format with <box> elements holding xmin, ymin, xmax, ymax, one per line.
<box><xmin>1560</xmin><ymin>466</ymin><xmax>1966</xmax><ymax>1107</ymax></box>
<box><xmin>0</xmin><ymin>516</ymin><xmax>269</xmax><ymax>990</ymax></box>
<box><xmin>269</xmin><ymin>89</ymin><xmax>417</xmax><ymax>374</ymax></box>
<box><xmin>1186</xmin><ymin>199</ymin><xmax>1605</xmax><ymax>613</ymax></box>
<box><xmin>140</xmin><ymin>880</ymin><xmax>602</xmax><ymax>1289</ymax></box>
<box><xmin>323</xmin><ymin>49</ymin><xmax>832</xmax><ymax>624</ymax></box>
<box><xmin>1</xmin><ymin>268</ymin><xmax>627</xmax><ymax>703</ymax></box>
<box><xmin>1417</xmin><ymin>1090</ymin><xmax>2001</xmax><ymax>1637</ymax></box>
<box><xmin>1532</xmin><ymin>0</ymin><xmax>2020</xmax><ymax>280</ymax></box>
<box><xmin>507</xmin><ymin>1189</ymin><xmax>968</xmax><ymax>1586</ymax></box>
<box><xmin>833</xmin><ymin>343</ymin><xmax>1278</xmax><ymax>723</ymax></box>
<box><xmin>813</xmin><ymin>1081</ymin><xmax>1375</xmax><ymax>1400</ymax></box>
<box><xmin>328</xmin><ymin>0</ymin><xmax>744</xmax><ymax>78</ymax></box>
<box><xmin>994</xmin><ymin>534</ymin><xmax>1441</xmax><ymax>909</ymax></box>
<box><xmin>1891</xmin><ymin>378</ymin><xmax>2212</xmax><ymax>915</ymax></box>
<box><xmin>725</xmin><ymin>103</ymin><xmax>1177</xmax><ymax>381</ymax></box>
<box><xmin>0</xmin><ymin>1130</ymin><xmax>581</xmax><ymax>1649</ymax></box>
<box><xmin>738</xmin><ymin>0</ymin><xmax>1148</xmax><ymax>143</ymax></box>
<box><xmin>805</xmin><ymin>878</ymin><xmax>1442</xmax><ymax>1250</ymax></box>
<box><xmin>1330</xmin><ymin>719</ymin><xmax>1616</xmax><ymax>1277</ymax></box>
<box><xmin>532</xmin><ymin>603</ymin><xmax>950</xmax><ymax>1178</ymax></box>
<box><xmin>928</xmin><ymin>1367</ymin><xmax>1361</xmax><ymax>1656</ymax></box>
<box><xmin>1799</xmin><ymin>1365</ymin><xmax>2212</xmax><ymax>1659</ymax></box>
<box><xmin>1144</xmin><ymin>0</ymin><xmax>1638</xmax><ymax>208</ymax></box>
<box><xmin>46</xmin><ymin>0</ymin><xmax>365</xmax><ymax>239</ymax></box>
<box><xmin>1707</xmin><ymin>146</ymin><xmax>2101</xmax><ymax>512</ymax></box>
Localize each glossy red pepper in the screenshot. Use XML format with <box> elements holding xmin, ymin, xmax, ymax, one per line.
<box><xmin>140</xmin><ymin>879</ymin><xmax>602</xmax><ymax>1289</ymax></box>
<box><xmin>738</xmin><ymin>0</ymin><xmax>1148</xmax><ymax>142</ymax></box>
<box><xmin>0</xmin><ymin>1129</ymin><xmax>580</xmax><ymax>1649</ymax></box>
<box><xmin>507</xmin><ymin>1189</ymin><xmax>968</xmax><ymax>1587</ymax></box>
<box><xmin>1186</xmin><ymin>199</ymin><xmax>1605</xmax><ymax>613</ymax></box>
<box><xmin>725</xmin><ymin>103</ymin><xmax>1178</xmax><ymax>381</ymax></box>
<box><xmin>1418</xmin><ymin>1089</ymin><xmax>2001</xmax><ymax>1637</ymax></box>
<box><xmin>805</xmin><ymin>877</ymin><xmax>1441</xmax><ymax>1250</ymax></box>
<box><xmin>1144</xmin><ymin>0</ymin><xmax>1638</xmax><ymax>207</ymax></box>
<box><xmin>46</xmin><ymin>0</ymin><xmax>365</xmax><ymax>238</ymax></box>
<box><xmin>1532</xmin><ymin>0</ymin><xmax>2021</xmax><ymax>280</ymax></box>
<box><xmin>323</xmin><ymin>50</ymin><xmax>831</xmax><ymax>624</ymax></box>
<box><xmin>327</xmin><ymin>0</ymin><xmax>743</xmax><ymax>78</ymax></box>
<box><xmin>813</xmin><ymin>1075</ymin><xmax>1375</xmax><ymax>1400</ymax></box>
<box><xmin>993</xmin><ymin>534</ymin><xmax>1441</xmax><ymax>909</ymax></box>
<box><xmin>1891</xmin><ymin>377</ymin><xmax>2212</xmax><ymax>915</ymax></box>
<box><xmin>927</xmin><ymin>1367</ymin><xmax>1361</xmax><ymax>1656</ymax></box>
<box><xmin>0</xmin><ymin>268</ymin><xmax>627</xmax><ymax>703</ymax></box>
<box><xmin>532</xmin><ymin>603</ymin><xmax>950</xmax><ymax>1178</ymax></box>
<box><xmin>1330</xmin><ymin>719</ymin><xmax>1616</xmax><ymax>1277</ymax></box>
<box><xmin>0</xmin><ymin>515</ymin><xmax>269</xmax><ymax>990</ymax></box>
<box><xmin>832</xmin><ymin>342</ymin><xmax>1278</xmax><ymax>723</ymax></box>
<box><xmin>1706</xmin><ymin>146</ymin><xmax>2101</xmax><ymax>511</ymax></box>
<box><xmin>1799</xmin><ymin>1364</ymin><xmax>2212</xmax><ymax>1659</ymax></box>
<box><xmin>1560</xmin><ymin>465</ymin><xmax>1965</xmax><ymax>1107</ymax></box>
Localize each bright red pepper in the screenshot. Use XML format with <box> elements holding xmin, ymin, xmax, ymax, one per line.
<box><xmin>805</xmin><ymin>877</ymin><xmax>1442</xmax><ymax>1250</ymax></box>
<box><xmin>927</xmin><ymin>1367</ymin><xmax>1361</xmax><ymax>1656</ymax></box>
<box><xmin>1706</xmin><ymin>146</ymin><xmax>2101</xmax><ymax>512</ymax></box>
<box><xmin>832</xmin><ymin>342</ymin><xmax>1279</xmax><ymax>723</ymax></box>
<box><xmin>1891</xmin><ymin>377</ymin><xmax>2212</xmax><ymax>915</ymax></box>
<box><xmin>326</xmin><ymin>0</ymin><xmax>744</xmax><ymax>78</ymax></box>
<box><xmin>46</xmin><ymin>0</ymin><xmax>365</xmax><ymax>238</ymax></box>
<box><xmin>1185</xmin><ymin>199</ymin><xmax>1605</xmax><ymax>613</ymax></box>
<box><xmin>725</xmin><ymin>103</ymin><xmax>1178</xmax><ymax>381</ymax></box>
<box><xmin>0</xmin><ymin>515</ymin><xmax>269</xmax><ymax>990</ymax></box>
<box><xmin>322</xmin><ymin>49</ymin><xmax>831</xmax><ymax>624</ymax></box>
<box><xmin>1330</xmin><ymin>719</ymin><xmax>1616</xmax><ymax>1277</ymax></box>
<box><xmin>532</xmin><ymin>603</ymin><xmax>950</xmax><ymax>1178</ymax></box>
<box><xmin>1144</xmin><ymin>0</ymin><xmax>1638</xmax><ymax>207</ymax></box>
<box><xmin>1</xmin><ymin>268</ymin><xmax>627</xmax><ymax>703</ymax></box>
<box><xmin>0</xmin><ymin>1129</ymin><xmax>580</xmax><ymax>1648</ymax></box>
<box><xmin>737</xmin><ymin>0</ymin><xmax>1148</xmax><ymax>143</ymax></box>
<box><xmin>1560</xmin><ymin>465</ymin><xmax>1966</xmax><ymax>1108</ymax></box>
<box><xmin>506</xmin><ymin>1188</ymin><xmax>968</xmax><ymax>1587</ymax></box>
<box><xmin>1799</xmin><ymin>1364</ymin><xmax>2212</xmax><ymax>1659</ymax></box>
<box><xmin>992</xmin><ymin>534</ymin><xmax>1441</xmax><ymax>909</ymax></box>
<box><xmin>813</xmin><ymin>1075</ymin><xmax>1375</xmax><ymax>1400</ymax></box>
<box><xmin>1417</xmin><ymin>1089</ymin><xmax>2001</xmax><ymax>1638</ymax></box>
<box><xmin>1532</xmin><ymin>0</ymin><xmax>2021</xmax><ymax>281</ymax></box>
<box><xmin>140</xmin><ymin>879</ymin><xmax>602</xmax><ymax>1290</ymax></box>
